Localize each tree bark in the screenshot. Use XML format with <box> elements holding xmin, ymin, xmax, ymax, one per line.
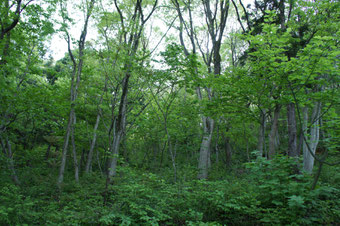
<box><xmin>57</xmin><ymin>110</ymin><xmax>73</xmax><ymax>186</ymax></box>
<box><xmin>257</xmin><ymin>109</ymin><xmax>266</xmax><ymax>157</ymax></box>
<box><xmin>71</xmin><ymin>121</ymin><xmax>79</xmax><ymax>183</ymax></box>
<box><xmin>105</xmin><ymin>0</ymin><xmax>158</xmax><ymax>183</ymax></box>
<box><xmin>215</xmin><ymin>125</ymin><xmax>220</xmax><ymax>164</ymax></box>
<box><xmin>107</xmin><ymin>74</ymin><xmax>129</xmax><ymax>179</ymax></box>
<box><xmin>287</xmin><ymin>103</ymin><xmax>298</xmax><ymax>157</ymax></box>
<box><xmin>225</xmin><ymin>138</ymin><xmax>232</xmax><ymax>167</ymax></box>
<box><xmin>301</xmin><ymin>106</ymin><xmax>308</xmax><ymax>165</ymax></box>
<box><xmin>0</xmin><ymin>136</ymin><xmax>20</xmax><ymax>185</ymax></box>
<box><xmin>304</xmin><ymin>102</ymin><xmax>321</xmax><ymax>173</ymax></box>
<box><xmin>198</xmin><ymin>116</ymin><xmax>214</xmax><ymax>179</ymax></box>
<box><xmin>268</xmin><ymin>104</ymin><xmax>281</xmax><ymax>159</ymax></box>
<box><xmin>85</xmin><ymin>108</ymin><xmax>101</xmax><ymax>173</ymax></box>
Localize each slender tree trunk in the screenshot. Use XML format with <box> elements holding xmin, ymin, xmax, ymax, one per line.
<box><xmin>304</xmin><ymin>102</ymin><xmax>321</xmax><ymax>173</ymax></box>
<box><xmin>45</xmin><ymin>144</ymin><xmax>52</xmax><ymax>161</ymax></box>
<box><xmin>287</xmin><ymin>103</ymin><xmax>298</xmax><ymax>157</ymax></box>
<box><xmin>301</xmin><ymin>106</ymin><xmax>308</xmax><ymax>165</ymax></box>
<box><xmin>71</xmin><ymin>121</ymin><xmax>79</xmax><ymax>183</ymax></box>
<box><xmin>0</xmin><ymin>136</ymin><xmax>20</xmax><ymax>185</ymax></box>
<box><xmin>268</xmin><ymin>104</ymin><xmax>281</xmax><ymax>159</ymax></box>
<box><xmin>6</xmin><ymin>139</ymin><xmax>20</xmax><ymax>185</ymax></box>
<box><xmin>85</xmin><ymin>109</ymin><xmax>101</xmax><ymax>173</ymax></box>
<box><xmin>107</xmin><ymin>74</ymin><xmax>129</xmax><ymax>180</ymax></box>
<box><xmin>96</xmin><ymin>148</ymin><xmax>103</xmax><ymax>175</ymax></box>
<box><xmin>225</xmin><ymin>138</ymin><xmax>232</xmax><ymax>167</ymax></box>
<box><xmin>257</xmin><ymin>109</ymin><xmax>266</xmax><ymax>158</ymax></box>
<box><xmin>57</xmin><ymin>0</ymin><xmax>95</xmax><ymax>187</ymax></box>
<box><xmin>159</xmin><ymin>140</ymin><xmax>166</xmax><ymax>168</ymax></box>
<box><xmin>215</xmin><ymin>125</ymin><xmax>219</xmax><ymax>164</ymax></box>
<box><xmin>167</xmin><ymin>136</ymin><xmax>177</xmax><ymax>183</ymax></box>
<box><xmin>311</xmin><ymin>121</ymin><xmax>326</xmax><ymax>189</ymax></box>
<box><xmin>57</xmin><ymin>110</ymin><xmax>73</xmax><ymax>186</ymax></box>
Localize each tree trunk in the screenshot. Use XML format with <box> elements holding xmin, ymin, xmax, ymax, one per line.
<box><xmin>71</xmin><ymin>121</ymin><xmax>79</xmax><ymax>183</ymax></box>
<box><xmin>225</xmin><ymin>138</ymin><xmax>232</xmax><ymax>167</ymax></box>
<box><xmin>107</xmin><ymin>132</ymin><xmax>122</xmax><ymax>178</ymax></box>
<box><xmin>304</xmin><ymin>102</ymin><xmax>321</xmax><ymax>173</ymax></box>
<box><xmin>85</xmin><ymin>110</ymin><xmax>101</xmax><ymax>173</ymax></box>
<box><xmin>96</xmin><ymin>148</ymin><xmax>103</xmax><ymax>175</ymax></box>
<box><xmin>215</xmin><ymin>125</ymin><xmax>220</xmax><ymax>164</ymax></box>
<box><xmin>57</xmin><ymin>110</ymin><xmax>73</xmax><ymax>186</ymax></box>
<box><xmin>287</xmin><ymin>103</ymin><xmax>298</xmax><ymax>157</ymax></box>
<box><xmin>198</xmin><ymin>117</ymin><xmax>214</xmax><ymax>179</ymax></box>
<box><xmin>0</xmin><ymin>137</ymin><xmax>20</xmax><ymax>185</ymax></box>
<box><xmin>268</xmin><ymin>104</ymin><xmax>281</xmax><ymax>159</ymax></box>
<box><xmin>45</xmin><ymin>144</ymin><xmax>52</xmax><ymax>161</ymax></box>
<box><xmin>168</xmin><ymin>137</ymin><xmax>177</xmax><ymax>183</ymax></box>
<box><xmin>57</xmin><ymin>0</ymin><xmax>95</xmax><ymax>187</ymax></box>
<box><xmin>257</xmin><ymin>109</ymin><xmax>266</xmax><ymax>158</ymax></box>
<box><xmin>301</xmin><ymin>106</ymin><xmax>308</xmax><ymax>166</ymax></box>
<box><xmin>6</xmin><ymin>139</ymin><xmax>20</xmax><ymax>185</ymax></box>
<box><xmin>107</xmin><ymin>74</ymin><xmax>129</xmax><ymax>180</ymax></box>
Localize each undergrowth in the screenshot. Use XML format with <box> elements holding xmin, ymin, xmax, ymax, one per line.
<box><xmin>0</xmin><ymin>156</ymin><xmax>339</xmax><ymax>225</ymax></box>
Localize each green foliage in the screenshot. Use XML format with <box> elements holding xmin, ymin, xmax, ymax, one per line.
<box><xmin>1</xmin><ymin>155</ymin><xmax>338</xmax><ymax>225</ymax></box>
<box><xmin>0</xmin><ymin>183</ymin><xmax>36</xmax><ymax>224</ymax></box>
<box><xmin>245</xmin><ymin>156</ymin><xmax>340</xmax><ymax>224</ymax></box>
<box><xmin>1</xmin><ymin>0</ymin><xmax>339</xmax><ymax>225</ymax></box>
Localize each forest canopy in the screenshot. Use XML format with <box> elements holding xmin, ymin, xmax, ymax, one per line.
<box><xmin>0</xmin><ymin>0</ymin><xmax>339</xmax><ymax>224</ymax></box>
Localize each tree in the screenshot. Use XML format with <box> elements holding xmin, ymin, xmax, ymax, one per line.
<box><xmin>105</xmin><ymin>0</ymin><xmax>158</xmax><ymax>181</ymax></box>
<box><xmin>57</xmin><ymin>0</ymin><xmax>96</xmax><ymax>186</ymax></box>
<box><xmin>171</xmin><ymin>0</ymin><xmax>230</xmax><ymax>179</ymax></box>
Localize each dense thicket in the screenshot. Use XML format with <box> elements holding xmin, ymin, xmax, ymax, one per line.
<box><xmin>0</xmin><ymin>0</ymin><xmax>339</xmax><ymax>224</ymax></box>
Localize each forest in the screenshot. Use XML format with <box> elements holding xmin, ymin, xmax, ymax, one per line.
<box><xmin>0</xmin><ymin>0</ymin><xmax>339</xmax><ymax>224</ymax></box>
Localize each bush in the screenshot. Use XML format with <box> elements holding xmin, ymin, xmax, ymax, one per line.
<box><xmin>0</xmin><ymin>156</ymin><xmax>338</xmax><ymax>225</ymax></box>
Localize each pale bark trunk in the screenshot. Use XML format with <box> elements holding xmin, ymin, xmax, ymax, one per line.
<box><xmin>198</xmin><ymin>134</ymin><xmax>212</xmax><ymax>179</ymax></box>
<box><xmin>57</xmin><ymin>110</ymin><xmax>73</xmax><ymax>186</ymax></box>
<box><xmin>107</xmin><ymin>132</ymin><xmax>122</xmax><ymax>177</ymax></box>
<box><xmin>196</xmin><ymin>86</ymin><xmax>215</xmax><ymax>179</ymax></box>
<box><xmin>268</xmin><ymin>104</ymin><xmax>281</xmax><ymax>159</ymax></box>
<box><xmin>85</xmin><ymin>110</ymin><xmax>101</xmax><ymax>173</ymax></box>
<box><xmin>287</xmin><ymin>103</ymin><xmax>298</xmax><ymax>157</ymax></box>
<box><xmin>198</xmin><ymin>117</ymin><xmax>214</xmax><ymax>179</ymax></box>
<box><xmin>304</xmin><ymin>102</ymin><xmax>321</xmax><ymax>173</ymax></box>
